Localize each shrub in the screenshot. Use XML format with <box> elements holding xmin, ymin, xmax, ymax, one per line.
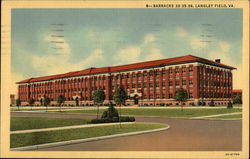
<box><xmin>89</xmin><ymin>116</ymin><xmax>135</xmax><ymax>124</ymax></box>
<box><xmin>101</xmin><ymin>103</ymin><xmax>119</xmax><ymax>119</ymax></box>
<box><xmin>160</xmin><ymin>103</ymin><xmax>165</xmax><ymax>106</ymax></box>
<box><xmin>198</xmin><ymin>101</ymin><xmax>202</xmax><ymax>106</ymax></box>
<box><xmin>227</xmin><ymin>101</ymin><xmax>233</xmax><ymax>109</ymax></box>
<box><xmin>209</xmin><ymin>100</ymin><xmax>215</xmax><ymax>107</ymax></box>
<box><xmin>202</xmin><ymin>102</ymin><xmax>206</xmax><ymax>106</ymax></box>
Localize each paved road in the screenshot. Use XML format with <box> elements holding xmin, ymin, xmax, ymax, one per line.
<box><xmin>11</xmin><ymin>112</ymin><xmax>242</xmax><ymax>151</ymax></box>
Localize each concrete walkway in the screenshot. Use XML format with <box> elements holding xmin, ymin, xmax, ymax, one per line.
<box><xmin>11</xmin><ymin>122</ymin><xmax>134</xmax><ymax>134</ymax></box>
<box><xmin>190</xmin><ymin>112</ymin><xmax>242</xmax><ymax>119</ymax></box>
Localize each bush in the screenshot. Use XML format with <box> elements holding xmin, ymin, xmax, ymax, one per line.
<box><xmin>209</xmin><ymin>100</ymin><xmax>215</xmax><ymax>107</ymax></box>
<box><xmin>101</xmin><ymin>103</ymin><xmax>119</xmax><ymax>119</ymax></box>
<box><xmin>189</xmin><ymin>103</ymin><xmax>195</xmax><ymax>106</ymax></box>
<box><xmin>160</xmin><ymin>103</ymin><xmax>165</xmax><ymax>106</ymax></box>
<box><xmin>89</xmin><ymin>116</ymin><xmax>135</xmax><ymax>124</ymax></box>
<box><xmin>227</xmin><ymin>101</ymin><xmax>233</xmax><ymax>109</ymax></box>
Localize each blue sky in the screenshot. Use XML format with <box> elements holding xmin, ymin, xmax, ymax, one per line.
<box><xmin>11</xmin><ymin>8</ymin><xmax>243</xmax><ymax>94</ymax></box>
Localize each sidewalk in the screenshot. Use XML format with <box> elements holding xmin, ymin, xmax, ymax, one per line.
<box><xmin>190</xmin><ymin>112</ymin><xmax>242</xmax><ymax>119</ymax></box>
<box><xmin>11</xmin><ymin>122</ymin><xmax>134</xmax><ymax>134</ymax></box>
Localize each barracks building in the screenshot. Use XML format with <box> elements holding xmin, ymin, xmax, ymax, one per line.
<box><xmin>16</xmin><ymin>55</ymin><xmax>235</xmax><ymax>106</ymax></box>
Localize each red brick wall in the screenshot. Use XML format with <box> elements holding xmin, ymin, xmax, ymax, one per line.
<box><xmin>18</xmin><ymin>63</ymin><xmax>233</xmax><ymax>105</ymax></box>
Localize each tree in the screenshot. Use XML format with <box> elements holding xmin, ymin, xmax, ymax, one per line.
<box><xmin>28</xmin><ymin>98</ymin><xmax>35</xmax><ymax>110</ymax></box>
<box><xmin>16</xmin><ymin>98</ymin><xmax>21</xmax><ymax>110</ymax></box>
<box><xmin>43</xmin><ymin>96</ymin><xmax>51</xmax><ymax>112</ymax></box>
<box><xmin>75</xmin><ymin>97</ymin><xmax>79</xmax><ymax>106</ymax></box>
<box><xmin>40</xmin><ymin>98</ymin><xmax>43</xmax><ymax>106</ymax></box>
<box><xmin>113</xmin><ymin>87</ymin><xmax>127</xmax><ymax>128</ymax></box>
<box><xmin>233</xmin><ymin>95</ymin><xmax>242</xmax><ymax>104</ymax></box>
<box><xmin>92</xmin><ymin>89</ymin><xmax>106</xmax><ymax>119</ymax></box>
<box><xmin>175</xmin><ymin>88</ymin><xmax>188</xmax><ymax>112</ymax></box>
<box><xmin>57</xmin><ymin>95</ymin><xmax>66</xmax><ymax>112</ymax></box>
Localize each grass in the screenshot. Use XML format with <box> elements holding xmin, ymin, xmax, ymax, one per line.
<box><xmin>10</xmin><ymin>123</ymin><xmax>167</xmax><ymax>148</ymax></box>
<box><xmin>11</xmin><ymin>117</ymin><xmax>89</xmax><ymax>131</ymax></box>
<box><xmin>52</xmin><ymin>107</ymin><xmax>242</xmax><ymax>118</ymax></box>
<box><xmin>210</xmin><ymin>114</ymin><xmax>242</xmax><ymax>119</ymax></box>
<box><xmin>11</xmin><ymin>107</ymin><xmax>61</xmax><ymax>111</ymax></box>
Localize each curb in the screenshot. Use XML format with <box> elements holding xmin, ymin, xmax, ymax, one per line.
<box><xmin>190</xmin><ymin>112</ymin><xmax>242</xmax><ymax>119</ymax></box>
<box><xmin>11</xmin><ymin>124</ymin><xmax>170</xmax><ymax>151</ymax></box>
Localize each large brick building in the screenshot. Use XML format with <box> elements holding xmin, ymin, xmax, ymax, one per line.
<box><xmin>16</xmin><ymin>55</ymin><xmax>235</xmax><ymax>106</ymax></box>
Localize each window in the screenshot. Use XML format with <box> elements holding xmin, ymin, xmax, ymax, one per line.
<box><xmin>127</xmin><ymin>85</ymin><xmax>129</xmax><ymax>89</ymax></box>
<box><xmin>132</xmin><ymin>74</ymin><xmax>136</xmax><ymax>78</ymax></box>
<box><xmin>169</xmin><ymin>68</ymin><xmax>173</xmax><ymax>74</ymax></box>
<box><xmin>189</xmin><ymin>66</ymin><xmax>193</xmax><ymax>72</ymax></box>
<box><xmin>175</xmin><ymin>68</ymin><xmax>179</xmax><ymax>73</ymax></box>
<box><xmin>189</xmin><ymin>93</ymin><xmax>193</xmax><ymax>98</ymax></box>
<box><xmin>143</xmin><ymin>83</ymin><xmax>147</xmax><ymax>88</ymax></box>
<box><xmin>182</xmin><ymin>80</ymin><xmax>186</xmax><ymax>85</ymax></box>
<box><xmin>121</xmin><ymin>74</ymin><xmax>124</xmax><ymax>79</ymax></box>
<box><xmin>137</xmin><ymin>74</ymin><xmax>141</xmax><ymax>77</ymax></box>
<box><xmin>127</xmin><ymin>74</ymin><xmax>130</xmax><ymax>78</ymax></box>
<box><xmin>149</xmin><ymin>71</ymin><xmax>153</xmax><ymax>76</ymax></box>
<box><xmin>169</xmin><ymin>94</ymin><xmax>173</xmax><ymax>98</ymax></box>
<box><xmin>156</xmin><ymin>94</ymin><xmax>159</xmax><ymax>99</ymax></box>
<box><xmin>176</xmin><ymin>81</ymin><xmax>179</xmax><ymax>86</ymax></box>
<box><xmin>132</xmin><ymin>84</ymin><xmax>135</xmax><ymax>88</ymax></box>
<box><xmin>169</xmin><ymin>81</ymin><xmax>173</xmax><ymax>86</ymax></box>
<box><xmin>156</xmin><ymin>83</ymin><xmax>159</xmax><ymax>87</ymax></box>
<box><xmin>182</xmin><ymin>67</ymin><xmax>186</xmax><ymax>73</ymax></box>
<box><xmin>162</xmin><ymin>70</ymin><xmax>166</xmax><ymax>75</ymax></box>
<box><xmin>189</xmin><ymin>80</ymin><xmax>193</xmax><ymax>85</ymax></box>
<box><xmin>138</xmin><ymin>83</ymin><xmax>141</xmax><ymax>88</ymax></box>
<box><xmin>162</xmin><ymin>82</ymin><xmax>166</xmax><ymax>87</ymax></box>
<box><xmin>156</xmin><ymin>71</ymin><xmax>159</xmax><ymax>76</ymax></box>
<box><xmin>143</xmin><ymin>72</ymin><xmax>147</xmax><ymax>77</ymax></box>
<box><xmin>149</xmin><ymin>83</ymin><xmax>153</xmax><ymax>88</ymax></box>
<box><xmin>162</xmin><ymin>94</ymin><xmax>165</xmax><ymax>98</ymax></box>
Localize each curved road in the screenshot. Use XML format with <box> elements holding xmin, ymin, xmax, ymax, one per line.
<box><xmin>11</xmin><ymin>112</ymin><xmax>242</xmax><ymax>151</ymax></box>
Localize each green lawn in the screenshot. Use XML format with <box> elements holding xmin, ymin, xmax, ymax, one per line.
<box><xmin>10</xmin><ymin>123</ymin><xmax>167</xmax><ymax>148</ymax></box>
<box><xmin>11</xmin><ymin>117</ymin><xmax>89</xmax><ymax>131</ymax></box>
<box><xmin>11</xmin><ymin>107</ymin><xmax>61</xmax><ymax>111</ymax></box>
<box><xmin>52</xmin><ymin>108</ymin><xmax>242</xmax><ymax>118</ymax></box>
<box><xmin>210</xmin><ymin>114</ymin><xmax>242</xmax><ymax>119</ymax></box>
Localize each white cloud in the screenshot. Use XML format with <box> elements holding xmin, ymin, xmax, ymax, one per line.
<box><xmin>176</xmin><ymin>27</ymin><xmax>208</xmax><ymax>49</ymax></box>
<box><xmin>190</xmin><ymin>36</ymin><xmax>208</xmax><ymax>49</ymax></box>
<box><xmin>176</xmin><ymin>27</ymin><xmax>188</xmax><ymax>38</ymax></box>
<box><xmin>144</xmin><ymin>33</ymin><xmax>156</xmax><ymax>43</ymax></box>
<box><xmin>44</xmin><ymin>33</ymin><xmax>71</xmax><ymax>55</ymax></box>
<box><xmin>114</xmin><ymin>46</ymin><xmax>141</xmax><ymax>64</ymax></box>
<box><xmin>144</xmin><ymin>48</ymin><xmax>165</xmax><ymax>61</ymax></box>
<box><xmin>32</xmin><ymin>48</ymin><xmax>104</xmax><ymax>75</ymax></box>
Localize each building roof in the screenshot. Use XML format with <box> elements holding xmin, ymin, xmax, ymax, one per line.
<box><xmin>16</xmin><ymin>55</ymin><xmax>236</xmax><ymax>84</ymax></box>
<box><xmin>232</xmin><ymin>89</ymin><xmax>242</xmax><ymax>93</ymax></box>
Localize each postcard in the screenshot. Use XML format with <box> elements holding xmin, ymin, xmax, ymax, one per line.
<box><xmin>1</xmin><ymin>0</ymin><xmax>249</xmax><ymax>158</ymax></box>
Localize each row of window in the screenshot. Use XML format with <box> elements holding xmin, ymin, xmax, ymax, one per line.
<box><xmin>200</xmin><ymin>81</ymin><xmax>232</xmax><ymax>87</ymax></box>
<box><xmin>25</xmin><ymin>79</ymin><xmax>195</xmax><ymax>93</ymax></box>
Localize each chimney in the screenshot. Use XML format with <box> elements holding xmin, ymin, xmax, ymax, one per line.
<box><xmin>215</xmin><ymin>59</ymin><xmax>221</xmax><ymax>63</ymax></box>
